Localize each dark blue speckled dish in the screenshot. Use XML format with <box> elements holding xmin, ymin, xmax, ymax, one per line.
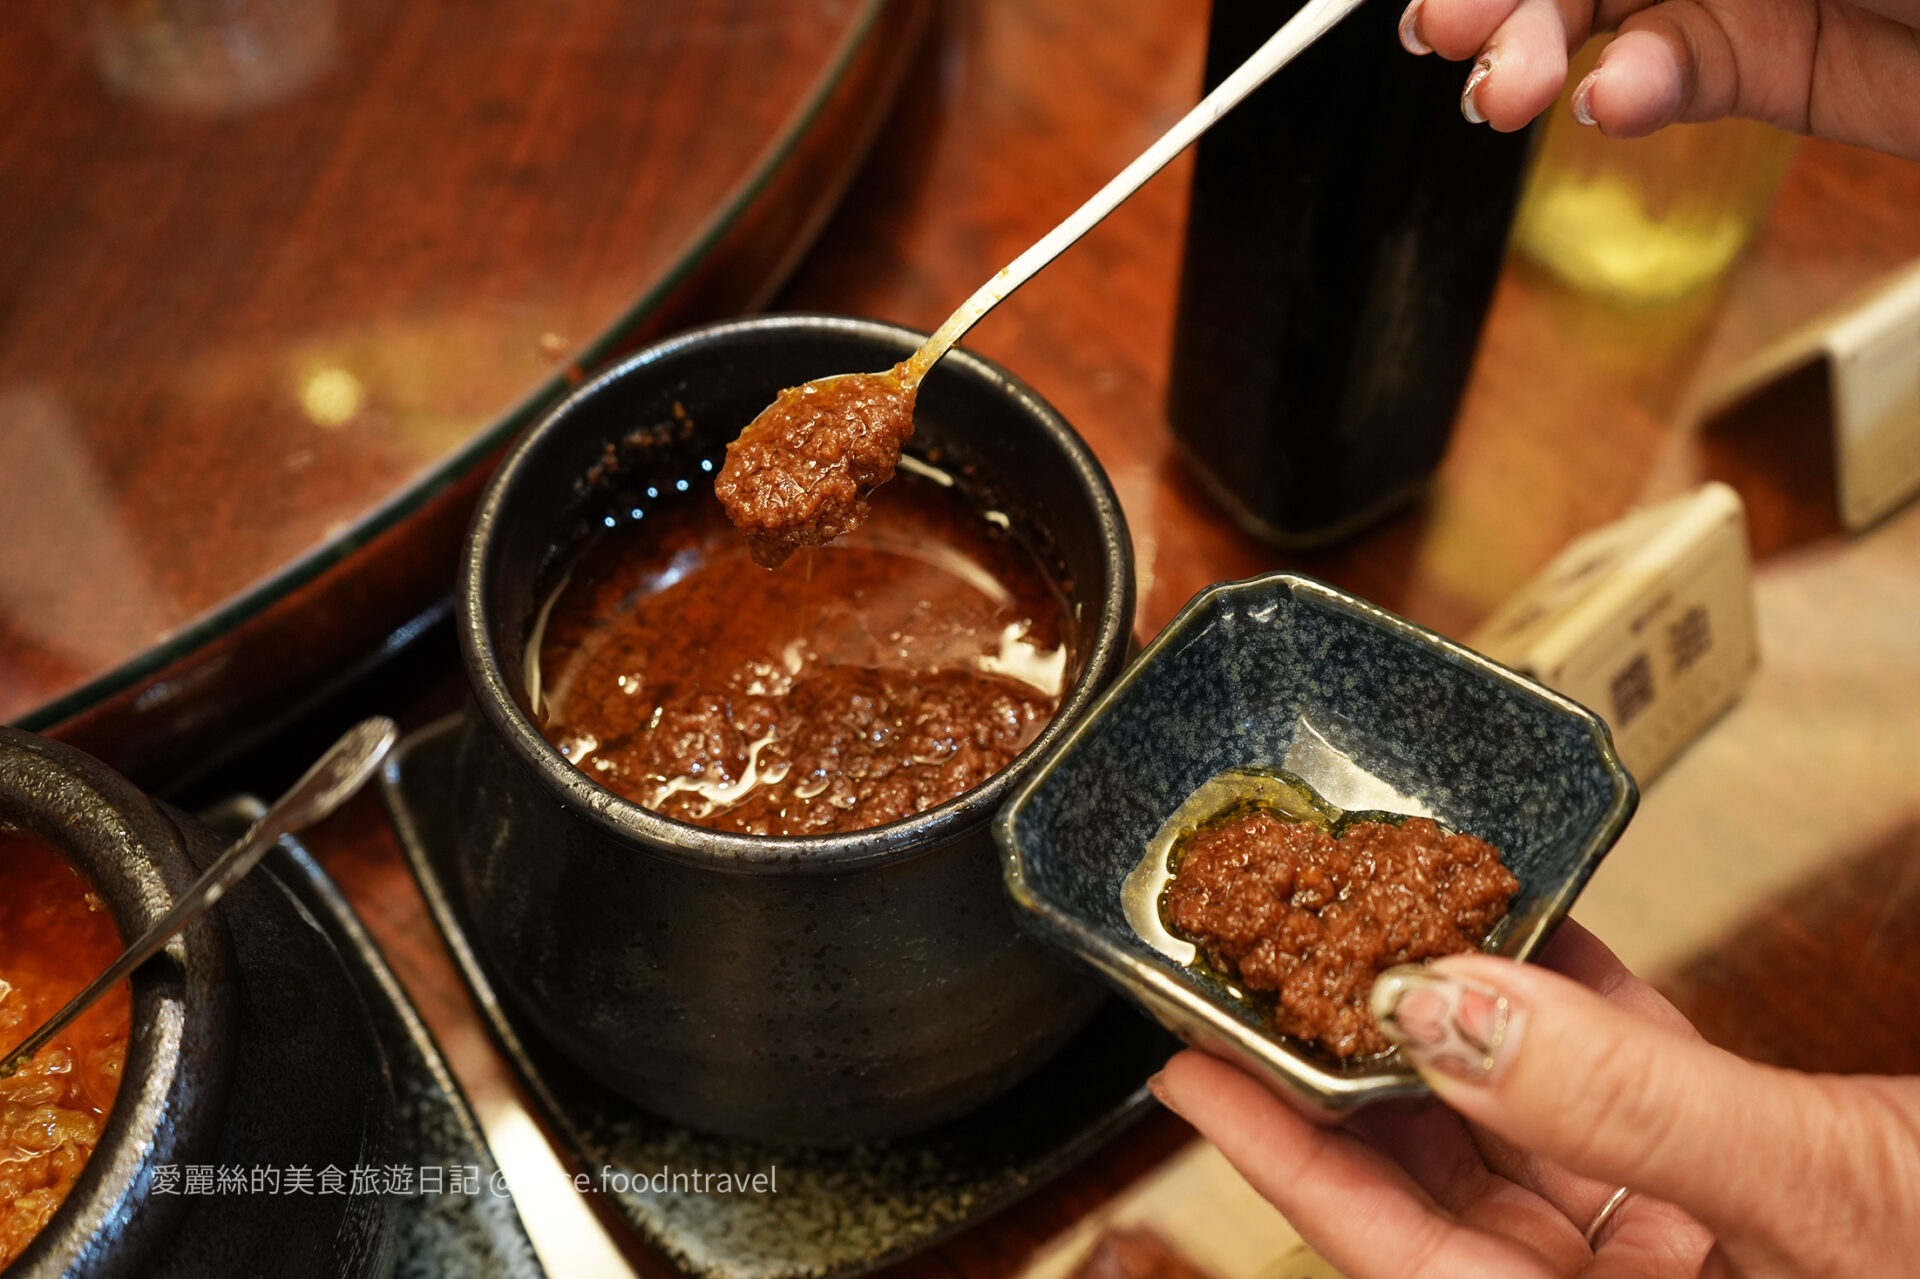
<box><xmin>993</xmin><ymin>572</ymin><xmax>1638</xmax><ymax>1119</ymax></box>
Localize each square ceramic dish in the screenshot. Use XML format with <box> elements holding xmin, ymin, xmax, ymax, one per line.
<box><xmin>993</xmin><ymin>572</ymin><xmax>1638</xmax><ymax>1119</ymax></box>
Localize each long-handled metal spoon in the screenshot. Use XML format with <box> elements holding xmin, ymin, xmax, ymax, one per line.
<box><xmin>0</xmin><ymin>716</ymin><xmax>399</xmax><ymax>1078</ymax></box>
<box><xmin>715</xmin><ymin>0</ymin><xmax>1370</xmax><ymax>565</ymax></box>
<box><xmin>903</xmin><ymin>0</ymin><xmax>1370</xmax><ymax>385</ymax></box>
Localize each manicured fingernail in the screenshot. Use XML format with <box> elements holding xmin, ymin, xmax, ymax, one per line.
<box><xmin>1570</xmin><ymin>69</ymin><xmax>1600</xmax><ymax>126</ymax></box>
<box><xmin>1371</xmin><ymin>965</ymin><xmax>1521</xmax><ymax>1083</ymax></box>
<box><xmin>1460</xmin><ymin>53</ymin><xmax>1494</xmax><ymax>125</ymax></box>
<box><xmin>1144</xmin><ymin>1067</ymin><xmax>1190</xmax><ymax>1113</ymax></box>
<box><xmin>1397</xmin><ymin>0</ymin><xmax>1432</xmax><ymax>55</ymax></box>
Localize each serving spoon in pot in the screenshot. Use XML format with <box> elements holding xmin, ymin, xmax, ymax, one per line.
<box><xmin>0</xmin><ymin>716</ymin><xmax>398</xmax><ymax>1079</ymax></box>
<box><xmin>714</xmin><ymin>0</ymin><xmax>1371</xmax><ymax>568</ymax></box>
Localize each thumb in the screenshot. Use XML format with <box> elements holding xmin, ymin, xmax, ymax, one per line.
<box><xmin>1572</xmin><ymin>0</ymin><xmax>1919</xmax><ymax>153</ymax></box>
<box><xmin>1368</xmin><ymin>953</ymin><xmax>1838</xmax><ymax>1245</ymax></box>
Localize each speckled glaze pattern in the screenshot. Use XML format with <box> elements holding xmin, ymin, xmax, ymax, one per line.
<box><xmin>994</xmin><ymin>574</ymin><xmax>1639</xmax><ymax>1119</ymax></box>
<box><xmin>450</xmin><ymin>315</ymin><xmax>1136</xmax><ymax>1144</ymax></box>
<box><xmin>386</xmin><ymin>716</ymin><xmax>1172</xmax><ymax>1279</ymax></box>
<box><xmin>0</xmin><ymin>729</ymin><xmax>238</xmax><ymax>1279</ymax></box>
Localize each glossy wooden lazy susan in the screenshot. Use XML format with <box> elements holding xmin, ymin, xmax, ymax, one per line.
<box><xmin>379</xmin><ymin>716</ymin><xmax>1179</xmax><ymax>1279</ymax></box>
<box><xmin>3</xmin><ymin>0</ymin><xmax>931</xmax><ymax>793</ymax></box>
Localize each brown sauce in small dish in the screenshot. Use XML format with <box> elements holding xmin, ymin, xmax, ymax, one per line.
<box><xmin>1</xmin><ymin>829</ymin><xmax>130</xmax><ymax>1269</ymax></box>
<box><xmin>1161</xmin><ymin>797</ymin><xmax>1518</xmax><ymax>1058</ymax></box>
<box><xmin>713</xmin><ymin>365</ymin><xmax>918</xmax><ymax>569</ymax></box>
<box><xmin>537</xmin><ymin>467</ymin><xmax>1069</xmax><ymax>837</ymax></box>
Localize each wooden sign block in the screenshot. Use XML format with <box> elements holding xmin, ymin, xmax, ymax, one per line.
<box><xmin>1700</xmin><ymin>258</ymin><xmax>1920</xmax><ymax>531</ymax></box>
<box><xmin>1470</xmin><ymin>483</ymin><xmax>1759</xmax><ymax>785</ymax></box>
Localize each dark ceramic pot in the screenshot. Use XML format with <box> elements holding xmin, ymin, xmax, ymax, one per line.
<box><xmin>1</xmin><ymin>730</ymin><xmax>235</xmax><ymax>1278</ymax></box>
<box><xmin>0</xmin><ymin>730</ymin><xmax>398</xmax><ymax>1278</ymax></box>
<box><xmin>453</xmin><ymin>314</ymin><xmax>1135</xmax><ymax>1145</ymax></box>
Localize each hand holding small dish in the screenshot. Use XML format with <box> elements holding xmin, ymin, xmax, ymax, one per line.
<box><xmin>994</xmin><ymin>571</ymin><xmax>1638</xmax><ymax>1120</ymax></box>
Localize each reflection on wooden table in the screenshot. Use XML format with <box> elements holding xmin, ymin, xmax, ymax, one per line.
<box><xmin>257</xmin><ymin>0</ymin><xmax>1920</xmax><ymax>1274</ymax></box>
<box><xmin>1</xmin><ymin>0</ymin><xmax>929</xmax><ymax>788</ymax></box>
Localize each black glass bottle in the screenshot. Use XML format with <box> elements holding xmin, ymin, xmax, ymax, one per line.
<box><xmin>1167</xmin><ymin>0</ymin><xmax>1535</xmax><ymax>547</ymax></box>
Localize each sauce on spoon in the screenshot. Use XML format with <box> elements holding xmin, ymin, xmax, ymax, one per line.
<box><xmin>713</xmin><ymin>362</ymin><xmax>919</xmax><ymax>569</ymax></box>
<box><xmin>712</xmin><ymin>0</ymin><xmax>1370</xmax><ymax>567</ymax></box>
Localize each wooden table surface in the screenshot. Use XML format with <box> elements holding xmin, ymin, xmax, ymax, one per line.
<box><xmin>230</xmin><ymin>0</ymin><xmax>1920</xmax><ymax>1274</ymax></box>
<box><xmin>2</xmin><ymin>0</ymin><xmax>929</xmax><ymax>788</ymax></box>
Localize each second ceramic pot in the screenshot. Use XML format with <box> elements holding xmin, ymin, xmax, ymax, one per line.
<box><xmin>0</xmin><ymin>729</ymin><xmax>234</xmax><ymax>1279</ymax></box>
<box><xmin>0</xmin><ymin>729</ymin><xmax>398</xmax><ymax>1279</ymax></box>
<box><xmin>453</xmin><ymin>315</ymin><xmax>1135</xmax><ymax>1144</ymax></box>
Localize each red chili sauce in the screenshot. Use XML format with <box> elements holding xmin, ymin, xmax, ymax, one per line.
<box><xmin>1</xmin><ymin>829</ymin><xmax>130</xmax><ymax>1269</ymax></box>
<box><xmin>536</xmin><ymin>468</ymin><xmax>1070</xmax><ymax>837</ymax></box>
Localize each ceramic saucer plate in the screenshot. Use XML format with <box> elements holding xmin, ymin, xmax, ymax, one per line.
<box><xmin>380</xmin><ymin>714</ymin><xmax>1176</xmax><ymax>1279</ymax></box>
<box><xmin>192</xmin><ymin>799</ymin><xmax>546</xmax><ymax>1279</ymax></box>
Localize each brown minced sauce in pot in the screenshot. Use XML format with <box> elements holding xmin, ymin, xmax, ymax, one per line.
<box><xmin>1162</xmin><ymin>808</ymin><xmax>1519</xmax><ymax>1057</ymax></box>
<box><xmin>535</xmin><ymin>466</ymin><xmax>1069</xmax><ymax>837</ymax></box>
